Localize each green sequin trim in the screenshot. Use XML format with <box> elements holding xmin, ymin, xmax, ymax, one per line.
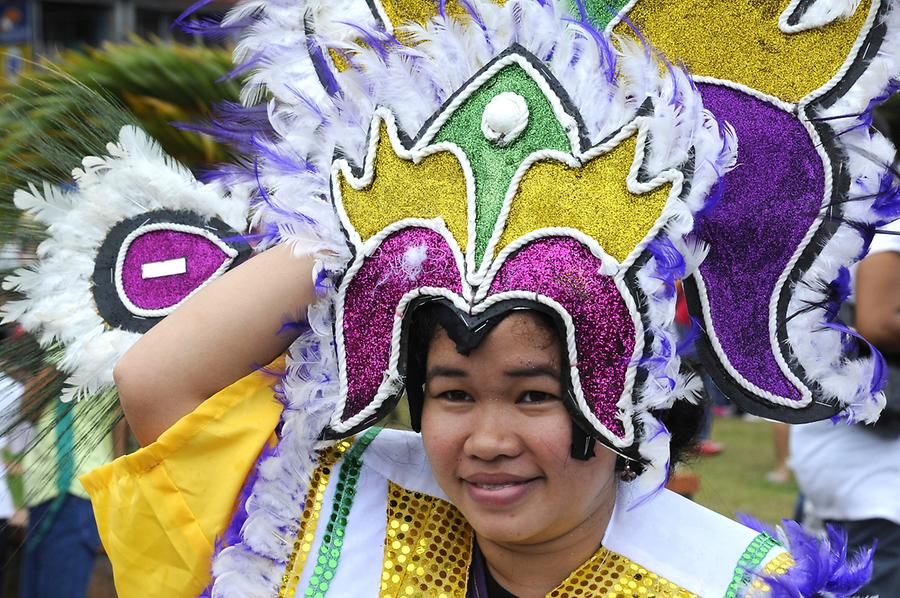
<box><xmin>301</xmin><ymin>427</ymin><xmax>381</xmax><ymax>598</ymax></box>
<box><xmin>570</xmin><ymin>0</ymin><xmax>633</xmax><ymax>31</ymax></box>
<box><xmin>433</xmin><ymin>63</ymin><xmax>569</xmax><ymax>267</ymax></box>
<box><xmin>723</xmin><ymin>533</ymin><xmax>781</xmax><ymax>598</ymax></box>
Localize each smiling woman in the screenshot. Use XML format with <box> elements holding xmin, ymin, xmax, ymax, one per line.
<box><xmin>418</xmin><ymin>310</ymin><xmax>620</xmax><ymax>596</ymax></box>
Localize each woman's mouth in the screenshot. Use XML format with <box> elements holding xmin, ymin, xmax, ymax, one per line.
<box><xmin>462</xmin><ymin>475</ymin><xmax>540</xmax><ymax>508</ymax></box>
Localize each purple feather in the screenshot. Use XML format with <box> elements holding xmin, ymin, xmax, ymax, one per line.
<box><xmin>216</xmin><ymin>52</ymin><xmax>264</xmax><ymax>83</ymax></box>
<box><xmin>821</xmin><ymin>320</ymin><xmax>888</xmax><ymax>393</ymax></box>
<box><xmin>816</xmin><ymin>266</ymin><xmax>852</xmax><ymax>324</ymax></box>
<box><xmin>742</xmin><ymin>519</ymin><xmax>875</xmax><ymax>598</ymax></box>
<box><xmin>562</xmin><ymin>1</ymin><xmax>617</xmax><ymax>83</ymax></box>
<box><xmin>314</xmin><ymin>267</ymin><xmax>333</xmax><ymax>296</ymax></box>
<box><xmin>252</xmin><ymin>157</ymin><xmax>318</xmax><ymax>226</ymax></box>
<box><xmin>336</xmin><ymin>21</ymin><xmax>398</xmax><ymax>62</ymax></box>
<box><xmin>251</xmin><ymin>137</ymin><xmax>316</xmax><ymax>175</ymax></box>
<box><xmin>457</xmin><ymin>0</ymin><xmax>494</xmax><ymax>53</ymax></box>
<box><xmin>871</xmin><ymin>168</ymin><xmax>900</xmax><ymax>223</ymax></box>
<box><xmin>859</xmin><ymin>77</ymin><xmax>900</xmax><ymax>130</ymax></box>
<box><xmin>221</xmin><ymin>224</ymin><xmax>281</xmax><ymax>248</ymax></box>
<box><xmin>277</xmin><ymin>316</ymin><xmax>312</xmax><ymax>337</ymax></box>
<box><xmin>676</xmin><ymin>316</ymin><xmax>702</xmax><ymax>356</ymax></box>
<box><xmin>172</xmin><ymin>0</ymin><xmax>216</xmax><ymax>31</ymax></box>
<box><xmin>307</xmin><ymin>34</ymin><xmax>341</xmax><ymax>96</ymax></box>
<box><xmin>645</xmin><ymin>237</ymin><xmax>686</xmax><ymax>299</ymax></box>
<box><xmin>737</xmin><ymin>513</ymin><xmax>778</xmax><ymax>537</ymax></box>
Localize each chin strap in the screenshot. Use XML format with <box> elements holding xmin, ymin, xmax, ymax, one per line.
<box><xmin>570</xmin><ymin>420</ymin><xmax>597</xmax><ymax>460</ymax></box>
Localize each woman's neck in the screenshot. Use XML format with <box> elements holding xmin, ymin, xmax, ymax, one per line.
<box><xmin>476</xmin><ymin>489</ymin><xmax>616</xmax><ymax>598</ymax></box>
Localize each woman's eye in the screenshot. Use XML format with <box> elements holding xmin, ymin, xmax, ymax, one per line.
<box><xmin>519</xmin><ymin>391</ymin><xmax>558</xmax><ymax>404</ymax></box>
<box><xmin>438</xmin><ymin>390</ymin><xmax>473</xmax><ymax>402</ymax></box>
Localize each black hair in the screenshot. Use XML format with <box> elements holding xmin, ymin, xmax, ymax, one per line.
<box><xmin>403</xmin><ymin>300</ymin><xmax>704</xmax><ymax>472</ymax></box>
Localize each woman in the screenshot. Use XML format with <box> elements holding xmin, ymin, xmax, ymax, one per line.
<box><xmin>16</xmin><ymin>0</ymin><xmax>891</xmax><ymax>596</ymax></box>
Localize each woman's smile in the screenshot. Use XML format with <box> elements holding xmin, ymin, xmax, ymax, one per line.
<box><xmin>462</xmin><ymin>473</ymin><xmax>543</xmax><ymax>508</ymax></box>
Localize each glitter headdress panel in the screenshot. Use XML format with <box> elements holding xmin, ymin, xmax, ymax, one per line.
<box><xmin>1</xmin><ymin>127</ymin><xmax>250</xmax><ymax>401</ymax></box>
<box><xmin>557</xmin><ymin>0</ymin><xmax>900</xmax><ymax>423</ymax></box>
<box><xmin>328</xmin><ymin>47</ymin><xmax>684</xmax><ymax>448</ymax></box>
<box><xmin>216</xmin><ymin>0</ymin><xmax>735</xmax><ymax>454</ymax></box>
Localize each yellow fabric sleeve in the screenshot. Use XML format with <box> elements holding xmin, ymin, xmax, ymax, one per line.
<box><xmin>80</xmin><ymin>370</ymin><xmax>283</xmax><ymax>598</ymax></box>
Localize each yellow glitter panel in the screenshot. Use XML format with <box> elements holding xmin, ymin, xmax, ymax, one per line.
<box><xmin>377</xmin><ymin>0</ymin><xmax>506</xmax><ymax>29</ymax></box>
<box><xmin>338</xmin><ymin>123</ymin><xmax>469</xmax><ymax>251</ymax></box>
<box><xmin>749</xmin><ymin>552</ymin><xmax>796</xmax><ymax>595</ymax></box>
<box><xmin>497</xmin><ymin>136</ymin><xmax>670</xmax><ymax>263</ymax></box>
<box><xmin>614</xmin><ymin>0</ymin><xmax>871</xmax><ymax>104</ymax></box>
<box><xmin>279</xmin><ymin>439</ymin><xmax>354</xmax><ymax>598</ymax></box>
<box><xmin>549</xmin><ymin>548</ymin><xmax>698</xmax><ymax>597</ymax></box>
<box><xmin>380</xmin><ymin>482</ymin><xmax>473</xmax><ymax>598</ymax></box>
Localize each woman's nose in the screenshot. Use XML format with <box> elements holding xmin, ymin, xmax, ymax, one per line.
<box><xmin>462</xmin><ymin>402</ymin><xmax>522</xmax><ymax>461</ymax></box>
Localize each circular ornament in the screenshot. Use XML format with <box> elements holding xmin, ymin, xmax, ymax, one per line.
<box><xmin>481</xmin><ymin>92</ymin><xmax>529</xmax><ymax>147</ymax></box>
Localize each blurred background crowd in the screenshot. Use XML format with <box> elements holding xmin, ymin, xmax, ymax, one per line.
<box><xmin>0</xmin><ymin>1</ymin><xmax>898</xmax><ymax>596</ymax></box>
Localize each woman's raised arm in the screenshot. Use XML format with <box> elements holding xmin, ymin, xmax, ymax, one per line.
<box><xmin>114</xmin><ymin>244</ymin><xmax>317</xmax><ymax>445</ymax></box>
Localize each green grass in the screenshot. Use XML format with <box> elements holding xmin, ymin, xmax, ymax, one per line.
<box><xmin>687</xmin><ymin>417</ymin><xmax>799</xmax><ymax>527</ymax></box>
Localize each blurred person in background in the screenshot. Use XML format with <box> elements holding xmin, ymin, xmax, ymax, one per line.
<box><xmin>10</xmin><ymin>336</ymin><xmax>127</xmax><ymax>598</ymax></box>
<box><xmin>790</xmin><ymin>214</ymin><xmax>900</xmax><ymax>596</ymax></box>
<box><xmin>0</xmin><ymin>326</ymin><xmax>25</xmax><ymax>594</ymax></box>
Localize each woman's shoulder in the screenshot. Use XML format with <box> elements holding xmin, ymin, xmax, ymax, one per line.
<box><xmin>604</xmin><ymin>486</ymin><xmax>789</xmax><ymax>597</ymax></box>
<box><xmin>361</xmin><ymin>426</ymin><xmax>449</xmax><ymax>497</ymax></box>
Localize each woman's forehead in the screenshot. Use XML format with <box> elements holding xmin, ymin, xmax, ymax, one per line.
<box><xmin>427</xmin><ymin>313</ymin><xmax>562</xmax><ymax>365</ymax></box>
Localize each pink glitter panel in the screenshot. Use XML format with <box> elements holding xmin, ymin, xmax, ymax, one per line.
<box><xmin>340</xmin><ymin>228</ymin><xmax>463</xmax><ymax>421</ymax></box>
<box><xmin>120</xmin><ymin>229</ymin><xmax>232</xmax><ymax>311</ymax></box>
<box><xmin>489</xmin><ymin>237</ymin><xmax>635</xmax><ymax>438</ymax></box>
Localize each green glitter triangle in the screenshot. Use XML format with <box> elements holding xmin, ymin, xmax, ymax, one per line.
<box><xmin>433</xmin><ymin>64</ymin><xmax>569</xmax><ymax>267</ymax></box>
<box><xmin>569</xmin><ymin>0</ymin><xmax>633</xmax><ymax>31</ymax></box>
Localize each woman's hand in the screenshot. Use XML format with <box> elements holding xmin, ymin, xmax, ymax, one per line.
<box><xmin>114</xmin><ymin>244</ymin><xmax>317</xmax><ymax>445</ymax></box>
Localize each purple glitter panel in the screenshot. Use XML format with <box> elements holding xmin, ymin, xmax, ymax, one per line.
<box><xmin>488</xmin><ymin>237</ymin><xmax>634</xmax><ymax>438</ymax></box>
<box><xmin>120</xmin><ymin>228</ymin><xmax>232</xmax><ymax>311</ymax></box>
<box><xmin>695</xmin><ymin>84</ymin><xmax>824</xmax><ymax>401</ymax></box>
<box><xmin>340</xmin><ymin>227</ymin><xmax>463</xmax><ymax>420</ymax></box>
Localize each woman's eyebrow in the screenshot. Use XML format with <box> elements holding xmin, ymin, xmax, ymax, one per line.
<box><xmin>425</xmin><ymin>365</ymin><xmax>468</xmax><ymax>381</ymax></box>
<box><xmin>504</xmin><ymin>365</ymin><xmax>560</xmax><ymax>379</ymax></box>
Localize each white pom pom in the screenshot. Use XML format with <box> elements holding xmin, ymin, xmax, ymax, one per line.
<box><xmin>481</xmin><ymin>92</ymin><xmax>529</xmax><ymax>147</ymax></box>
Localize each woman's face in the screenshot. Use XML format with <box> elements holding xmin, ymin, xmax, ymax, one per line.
<box><xmin>420</xmin><ymin>312</ymin><xmax>618</xmax><ymax>546</ymax></box>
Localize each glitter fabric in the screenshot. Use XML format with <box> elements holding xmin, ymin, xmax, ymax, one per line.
<box><xmin>120</xmin><ymin>229</ymin><xmax>230</xmax><ymax>311</ymax></box>
<box><xmin>339</xmin><ymin>123</ymin><xmax>469</xmax><ymax>250</ymax></box>
<box><xmin>577</xmin><ymin>0</ymin><xmax>632</xmax><ymax>30</ymax></box>
<box><xmin>614</xmin><ymin>0</ymin><xmax>871</xmax><ymax>103</ymax></box>
<box><xmin>489</xmin><ymin>236</ymin><xmax>634</xmax><ymax>437</ymax></box>
<box><xmin>723</xmin><ymin>533</ymin><xmax>781</xmax><ymax>598</ymax></box>
<box><xmin>279</xmin><ymin>439</ymin><xmax>353</xmax><ymax>598</ymax></box>
<box><xmin>341</xmin><ymin>227</ymin><xmax>462</xmax><ymax>421</ymax></box>
<box><xmin>301</xmin><ymin>428</ymin><xmax>380</xmax><ymax>598</ymax></box>
<box><xmin>378</xmin><ymin>0</ymin><xmax>467</xmax><ymax>27</ymax></box>
<box><xmin>695</xmin><ymin>84</ymin><xmax>824</xmax><ymax>401</ymax></box>
<box><xmin>497</xmin><ymin>136</ymin><xmax>669</xmax><ymax>263</ymax></box>
<box><xmin>434</xmin><ymin>64</ymin><xmax>570</xmax><ymax>267</ymax></box>
<box><xmin>377</xmin><ymin>0</ymin><xmax>506</xmax><ymax>30</ymax></box>
<box><xmin>548</xmin><ymin>547</ymin><xmax>696</xmax><ymax>597</ymax></box>
<box><xmin>380</xmin><ymin>482</ymin><xmax>472</xmax><ymax>598</ymax></box>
